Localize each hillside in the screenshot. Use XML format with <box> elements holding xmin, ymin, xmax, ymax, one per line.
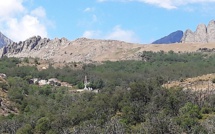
<box><xmin>0</xmin><ymin>52</ymin><xmax>215</xmax><ymax>133</ymax></box>
<box><xmin>0</xmin><ymin>77</ymin><xmax>18</xmax><ymax>116</ymax></box>
<box><xmin>0</xmin><ymin>37</ymin><xmax>143</xmax><ymax>63</ymax></box>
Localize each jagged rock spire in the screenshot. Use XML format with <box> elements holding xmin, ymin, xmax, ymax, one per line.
<box><xmin>181</xmin><ymin>20</ymin><xmax>215</xmax><ymax>43</ymax></box>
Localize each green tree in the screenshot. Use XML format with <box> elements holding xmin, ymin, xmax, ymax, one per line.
<box><xmin>177</xmin><ymin>102</ymin><xmax>202</xmax><ymax>132</ymax></box>
<box><xmin>16</xmin><ymin>124</ymin><xmax>33</xmax><ymax>134</ymax></box>
<box><xmin>35</xmin><ymin>117</ymin><xmax>51</xmax><ymax>133</ymax></box>
<box><xmin>77</xmin><ymin>82</ymin><xmax>84</xmax><ymax>89</ymax></box>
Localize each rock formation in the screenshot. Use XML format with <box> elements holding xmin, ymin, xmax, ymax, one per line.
<box><xmin>152</xmin><ymin>30</ymin><xmax>183</xmax><ymax>44</ymax></box>
<box><xmin>1</xmin><ymin>36</ymin><xmax>50</xmax><ymax>56</ymax></box>
<box><xmin>207</xmin><ymin>20</ymin><xmax>215</xmax><ymax>42</ymax></box>
<box><xmin>0</xmin><ymin>32</ymin><xmax>13</xmax><ymax>48</ymax></box>
<box><xmin>181</xmin><ymin>20</ymin><xmax>215</xmax><ymax>43</ymax></box>
<box><xmin>195</xmin><ymin>24</ymin><xmax>207</xmax><ymax>43</ymax></box>
<box><xmin>181</xmin><ymin>29</ymin><xmax>194</xmax><ymax>43</ymax></box>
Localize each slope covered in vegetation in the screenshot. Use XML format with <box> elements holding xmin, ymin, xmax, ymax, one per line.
<box><xmin>0</xmin><ymin>51</ymin><xmax>215</xmax><ymax>133</ymax></box>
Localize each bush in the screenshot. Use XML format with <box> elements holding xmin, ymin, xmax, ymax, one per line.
<box><xmin>35</xmin><ymin>117</ymin><xmax>51</xmax><ymax>133</ymax></box>
<box><xmin>23</xmin><ymin>57</ymin><xmax>29</xmax><ymax>63</ymax></box>
<box><xmin>201</xmin><ymin>107</ymin><xmax>213</xmax><ymax>114</ymax></box>
<box><xmin>16</xmin><ymin>124</ymin><xmax>33</xmax><ymax>134</ymax></box>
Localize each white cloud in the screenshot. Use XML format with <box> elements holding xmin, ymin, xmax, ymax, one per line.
<box><xmin>84</xmin><ymin>7</ymin><xmax>94</xmax><ymax>12</ymax></box>
<box><xmin>82</xmin><ymin>25</ymin><xmax>140</xmax><ymax>43</ymax></box>
<box><xmin>0</xmin><ymin>0</ymin><xmax>25</xmax><ymax>18</ymax></box>
<box><xmin>31</xmin><ymin>7</ymin><xmax>46</xmax><ymax>18</ymax></box>
<box><xmin>140</xmin><ymin>0</ymin><xmax>177</xmax><ymax>9</ymax></box>
<box><xmin>78</xmin><ymin>14</ymin><xmax>99</xmax><ymax>28</ymax></box>
<box><xmin>83</xmin><ymin>30</ymin><xmax>101</xmax><ymax>38</ymax></box>
<box><xmin>0</xmin><ymin>0</ymin><xmax>50</xmax><ymax>42</ymax></box>
<box><xmin>98</xmin><ymin>0</ymin><xmax>215</xmax><ymax>9</ymax></box>
<box><xmin>5</xmin><ymin>15</ymin><xmax>47</xmax><ymax>42</ymax></box>
<box><xmin>105</xmin><ymin>25</ymin><xmax>139</xmax><ymax>42</ymax></box>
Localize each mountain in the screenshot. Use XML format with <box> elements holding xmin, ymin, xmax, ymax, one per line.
<box><xmin>153</xmin><ymin>20</ymin><xmax>215</xmax><ymax>44</ymax></box>
<box><xmin>2</xmin><ymin>20</ymin><xmax>215</xmax><ymax>63</ymax></box>
<box><xmin>0</xmin><ymin>36</ymin><xmax>144</xmax><ymax>63</ymax></box>
<box><xmin>181</xmin><ymin>20</ymin><xmax>215</xmax><ymax>43</ymax></box>
<box><xmin>1</xmin><ymin>35</ymin><xmax>215</xmax><ymax>63</ymax></box>
<box><xmin>152</xmin><ymin>30</ymin><xmax>183</xmax><ymax>44</ymax></box>
<box><xmin>0</xmin><ymin>32</ymin><xmax>13</xmax><ymax>48</ymax></box>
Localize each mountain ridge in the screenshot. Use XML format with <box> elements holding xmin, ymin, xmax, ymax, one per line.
<box><xmin>1</xmin><ymin>35</ymin><xmax>215</xmax><ymax>63</ymax></box>
<box><xmin>0</xmin><ymin>36</ymin><xmax>143</xmax><ymax>63</ymax></box>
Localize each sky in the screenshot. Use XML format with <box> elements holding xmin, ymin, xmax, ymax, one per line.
<box><xmin>1</xmin><ymin>0</ymin><xmax>215</xmax><ymax>44</ymax></box>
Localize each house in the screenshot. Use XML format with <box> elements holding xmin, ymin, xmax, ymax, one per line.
<box><xmin>0</xmin><ymin>73</ymin><xmax>7</xmax><ymax>79</ymax></box>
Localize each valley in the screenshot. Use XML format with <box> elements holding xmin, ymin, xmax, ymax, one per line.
<box><xmin>0</xmin><ymin>20</ymin><xmax>215</xmax><ymax>133</ymax></box>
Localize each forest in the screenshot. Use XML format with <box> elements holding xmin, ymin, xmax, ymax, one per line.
<box><xmin>0</xmin><ymin>51</ymin><xmax>215</xmax><ymax>134</ymax></box>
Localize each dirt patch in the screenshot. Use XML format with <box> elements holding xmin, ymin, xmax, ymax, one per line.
<box><xmin>163</xmin><ymin>73</ymin><xmax>215</xmax><ymax>91</ymax></box>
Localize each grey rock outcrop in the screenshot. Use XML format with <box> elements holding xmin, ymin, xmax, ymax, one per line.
<box><xmin>194</xmin><ymin>24</ymin><xmax>207</xmax><ymax>43</ymax></box>
<box><xmin>0</xmin><ymin>32</ymin><xmax>13</xmax><ymax>48</ymax></box>
<box><xmin>0</xmin><ymin>36</ymin><xmax>74</xmax><ymax>58</ymax></box>
<box><xmin>181</xmin><ymin>29</ymin><xmax>194</xmax><ymax>43</ymax></box>
<box><xmin>1</xmin><ymin>36</ymin><xmax>50</xmax><ymax>56</ymax></box>
<box><xmin>181</xmin><ymin>20</ymin><xmax>215</xmax><ymax>43</ymax></box>
<box><xmin>207</xmin><ymin>20</ymin><xmax>215</xmax><ymax>42</ymax></box>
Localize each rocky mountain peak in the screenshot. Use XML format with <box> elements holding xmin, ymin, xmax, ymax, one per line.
<box><xmin>181</xmin><ymin>20</ymin><xmax>215</xmax><ymax>43</ymax></box>
<box><xmin>1</xmin><ymin>36</ymin><xmax>50</xmax><ymax>56</ymax></box>
<box><xmin>207</xmin><ymin>20</ymin><xmax>215</xmax><ymax>42</ymax></box>
<box><xmin>181</xmin><ymin>29</ymin><xmax>194</xmax><ymax>43</ymax></box>
<box><xmin>0</xmin><ymin>32</ymin><xmax>13</xmax><ymax>48</ymax></box>
<box><xmin>152</xmin><ymin>30</ymin><xmax>183</xmax><ymax>44</ymax></box>
<box><xmin>194</xmin><ymin>23</ymin><xmax>207</xmax><ymax>43</ymax></box>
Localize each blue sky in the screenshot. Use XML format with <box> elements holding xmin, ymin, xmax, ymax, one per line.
<box><xmin>1</xmin><ymin>0</ymin><xmax>215</xmax><ymax>43</ymax></box>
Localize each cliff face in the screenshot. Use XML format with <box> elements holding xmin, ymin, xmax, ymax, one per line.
<box><xmin>181</xmin><ymin>20</ymin><xmax>215</xmax><ymax>43</ymax></box>
<box><xmin>152</xmin><ymin>30</ymin><xmax>183</xmax><ymax>44</ymax></box>
<box><xmin>0</xmin><ymin>32</ymin><xmax>13</xmax><ymax>48</ymax></box>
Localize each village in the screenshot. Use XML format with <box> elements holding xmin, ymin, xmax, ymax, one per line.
<box><xmin>0</xmin><ymin>73</ymin><xmax>98</xmax><ymax>93</ymax></box>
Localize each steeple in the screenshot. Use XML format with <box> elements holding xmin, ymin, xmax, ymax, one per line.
<box><xmin>84</xmin><ymin>75</ymin><xmax>88</xmax><ymax>90</ymax></box>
